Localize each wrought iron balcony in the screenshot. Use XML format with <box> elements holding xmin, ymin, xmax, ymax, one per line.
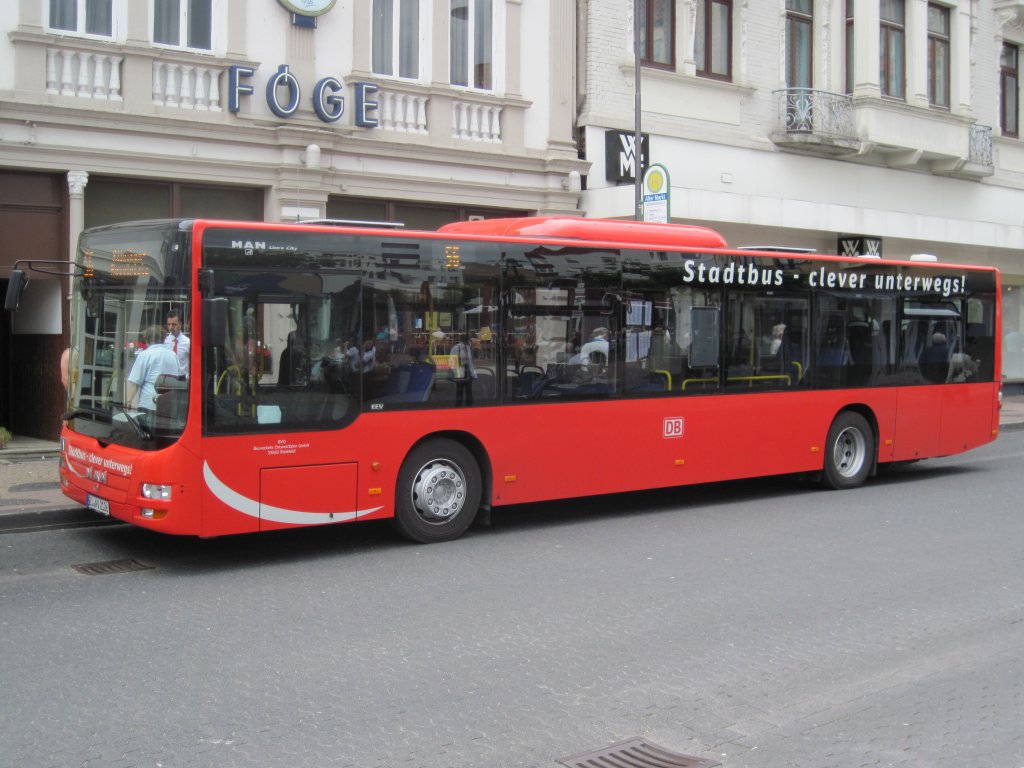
<box><xmin>930</xmin><ymin>122</ymin><xmax>994</xmax><ymax>178</ymax></box>
<box><xmin>969</xmin><ymin>124</ymin><xmax>993</xmax><ymax>167</ymax></box>
<box><xmin>771</xmin><ymin>88</ymin><xmax>861</xmax><ymax>156</ymax></box>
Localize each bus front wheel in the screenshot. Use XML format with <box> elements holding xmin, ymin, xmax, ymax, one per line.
<box><xmin>394</xmin><ymin>438</ymin><xmax>481</xmax><ymax>543</ymax></box>
<box><xmin>822</xmin><ymin>411</ymin><xmax>874</xmax><ymax>490</ymax></box>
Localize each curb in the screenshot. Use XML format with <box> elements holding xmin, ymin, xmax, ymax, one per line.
<box><xmin>0</xmin><ymin>506</ymin><xmax>121</xmax><ymax>534</ymax></box>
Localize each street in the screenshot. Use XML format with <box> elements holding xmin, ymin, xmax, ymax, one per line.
<box><xmin>2</xmin><ymin>432</ymin><xmax>1023</xmax><ymax>768</ymax></box>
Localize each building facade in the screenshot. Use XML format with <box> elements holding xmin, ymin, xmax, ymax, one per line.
<box><xmin>578</xmin><ymin>0</ymin><xmax>1024</xmax><ymax>386</ymax></box>
<box><xmin>0</xmin><ymin>0</ymin><xmax>584</xmax><ymax>439</ymax></box>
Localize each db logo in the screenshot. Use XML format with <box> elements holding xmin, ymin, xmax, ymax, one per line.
<box><xmin>663</xmin><ymin>417</ymin><xmax>684</xmax><ymax>438</ymax></box>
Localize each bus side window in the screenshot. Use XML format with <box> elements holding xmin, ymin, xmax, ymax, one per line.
<box><xmin>203</xmin><ymin>277</ymin><xmax>361</xmax><ymax>433</ymax></box>
<box><xmin>682</xmin><ymin>304</ymin><xmax>720</xmax><ymax>391</ymax></box>
<box><xmin>900</xmin><ymin>299</ymin><xmax>965</xmax><ymax>385</ymax></box>
<box><xmin>963</xmin><ymin>297</ymin><xmax>996</xmax><ymax>382</ymax></box>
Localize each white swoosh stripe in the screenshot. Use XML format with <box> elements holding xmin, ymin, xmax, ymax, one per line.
<box><xmin>64</xmin><ymin>451</ymin><xmax>88</xmax><ymax>479</ymax></box>
<box><xmin>203</xmin><ymin>461</ymin><xmax>381</xmax><ymax>526</ymax></box>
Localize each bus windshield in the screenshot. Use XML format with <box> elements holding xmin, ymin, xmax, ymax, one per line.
<box><xmin>66</xmin><ymin>220</ymin><xmax>192</xmax><ymax>450</ymax></box>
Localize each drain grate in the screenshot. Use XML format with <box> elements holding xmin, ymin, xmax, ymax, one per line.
<box><xmin>557</xmin><ymin>737</ymin><xmax>721</xmax><ymax>768</ymax></box>
<box><xmin>71</xmin><ymin>558</ymin><xmax>155</xmax><ymax>576</ymax></box>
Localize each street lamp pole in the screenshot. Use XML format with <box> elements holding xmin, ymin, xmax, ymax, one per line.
<box><xmin>634</xmin><ymin>1</ymin><xmax>643</xmax><ymax>221</ymax></box>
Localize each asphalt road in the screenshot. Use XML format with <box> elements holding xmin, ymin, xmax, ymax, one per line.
<box><xmin>2</xmin><ymin>432</ymin><xmax>1023</xmax><ymax>768</ymax></box>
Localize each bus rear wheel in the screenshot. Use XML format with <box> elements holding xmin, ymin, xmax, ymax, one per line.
<box><xmin>394</xmin><ymin>438</ymin><xmax>481</xmax><ymax>543</ymax></box>
<box><xmin>822</xmin><ymin>411</ymin><xmax>874</xmax><ymax>490</ymax></box>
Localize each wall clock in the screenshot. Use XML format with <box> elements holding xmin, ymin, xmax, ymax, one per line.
<box><xmin>277</xmin><ymin>0</ymin><xmax>337</xmax><ymax>17</ymax></box>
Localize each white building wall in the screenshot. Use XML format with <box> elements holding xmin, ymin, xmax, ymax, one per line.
<box><xmin>581</xmin><ymin>0</ymin><xmax>1024</xmax><ymax>252</ymax></box>
<box><xmin>579</xmin><ymin>0</ymin><xmax>1024</xmax><ymax>380</ymax></box>
<box><xmin>0</xmin><ymin>0</ymin><xmax>585</xmax><ymax>222</ymax></box>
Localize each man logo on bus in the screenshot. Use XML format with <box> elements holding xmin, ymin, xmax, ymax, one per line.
<box><xmin>664</xmin><ymin>417</ymin><xmax>684</xmax><ymax>438</ymax></box>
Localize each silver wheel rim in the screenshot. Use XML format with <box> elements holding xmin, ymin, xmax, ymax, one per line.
<box><xmin>833</xmin><ymin>426</ymin><xmax>867</xmax><ymax>478</ymax></box>
<box><xmin>410</xmin><ymin>459</ymin><xmax>467</xmax><ymax>524</ymax></box>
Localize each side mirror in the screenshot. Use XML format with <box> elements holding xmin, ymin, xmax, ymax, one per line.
<box><xmin>4</xmin><ymin>269</ymin><xmax>28</xmax><ymax>311</ymax></box>
<box><xmin>199</xmin><ymin>268</ymin><xmax>215</xmax><ymax>297</ymax></box>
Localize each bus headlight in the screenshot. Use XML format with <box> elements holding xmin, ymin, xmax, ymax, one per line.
<box><xmin>141</xmin><ymin>483</ymin><xmax>173</xmax><ymax>501</ymax></box>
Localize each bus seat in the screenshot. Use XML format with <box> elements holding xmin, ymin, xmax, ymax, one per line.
<box><xmin>782</xmin><ymin>328</ymin><xmax>808</xmax><ymax>382</ymax></box>
<box><xmin>921</xmin><ymin>335</ymin><xmax>950</xmax><ymax>363</ymax></box>
<box><xmin>817</xmin><ymin>343</ymin><xmax>851</xmax><ymax>367</ymax></box>
<box><xmin>920</xmin><ymin>332</ymin><xmax>951</xmax><ymax>383</ymax></box>
<box><xmin>155</xmin><ymin>374</ymin><xmax>188</xmax><ymax>425</ymax></box>
<box><xmin>378</xmin><ymin>362</ymin><xmax>434</xmax><ymax>403</ymax></box>
<box><xmin>155</xmin><ymin>373</ymin><xmax>187</xmax><ymax>395</ymax></box>
<box><xmin>628</xmin><ymin>369</ymin><xmax>671</xmax><ymax>392</ymax></box>
<box><xmin>474</xmin><ymin>368</ymin><xmax>495</xmax><ymax>398</ymax></box>
<box><xmin>513</xmin><ymin>370</ymin><xmax>545</xmax><ymax>398</ymax></box>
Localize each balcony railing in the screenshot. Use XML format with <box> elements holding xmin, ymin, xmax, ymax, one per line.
<box><xmin>378</xmin><ymin>88</ymin><xmax>428</xmax><ymax>134</ymax></box>
<box><xmin>452</xmin><ymin>100</ymin><xmax>502</xmax><ymax>142</ymax></box>
<box><xmin>151</xmin><ymin>61</ymin><xmax>224</xmax><ymax>110</ymax></box>
<box><xmin>47</xmin><ymin>47</ymin><xmax>122</xmax><ymax>100</ymax></box>
<box><xmin>969</xmin><ymin>124</ymin><xmax>993</xmax><ymax>167</ymax></box>
<box><xmin>33</xmin><ymin>35</ymin><xmax>519</xmax><ymax>147</ymax></box>
<box><xmin>774</xmin><ymin>88</ymin><xmax>856</xmax><ymax>140</ymax></box>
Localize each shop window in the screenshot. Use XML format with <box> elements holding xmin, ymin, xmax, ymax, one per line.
<box><xmin>85</xmin><ymin>180</ymin><xmax>171</xmax><ymax>228</ymax></box>
<box><xmin>179</xmin><ymin>186</ymin><xmax>263</xmax><ymax>220</ymax></box>
<box><xmin>85</xmin><ymin>179</ymin><xmax>262</xmax><ymax>228</ymax></box>
<box><xmin>326</xmin><ymin>197</ymin><xmax>526</xmax><ymax>230</ymax></box>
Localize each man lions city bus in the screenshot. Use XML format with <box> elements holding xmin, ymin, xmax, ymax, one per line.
<box><xmin>7</xmin><ymin>217</ymin><xmax>1001</xmax><ymax>542</ymax></box>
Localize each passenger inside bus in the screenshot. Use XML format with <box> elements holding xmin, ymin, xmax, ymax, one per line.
<box><xmin>920</xmin><ymin>331</ymin><xmax>951</xmax><ymax>383</ymax></box>
<box><xmin>578</xmin><ymin>327</ymin><xmax>610</xmax><ymax>365</ymax></box>
<box><xmin>277</xmin><ymin>332</ymin><xmax>307</xmax><ymax>387</ymax></box>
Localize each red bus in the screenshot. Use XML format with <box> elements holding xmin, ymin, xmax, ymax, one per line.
<box><xmin>11</xmin><ymin>216</ymin><xmax>1001</xmax><ymax>542</ymax></box>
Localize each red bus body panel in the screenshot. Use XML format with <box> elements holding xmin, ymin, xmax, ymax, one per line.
<box><xmin>60</xmin><ymin>381</ymin><xmax>999</xmax><ymax>538</ymax></box>
<box><xmin>438</xmin><ymin>216</ymin><xmax>729</xmax><ymax>249</ymax></box>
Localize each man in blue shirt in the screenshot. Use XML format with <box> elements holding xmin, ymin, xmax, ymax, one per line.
<box><xmin>126</xmin><ymin>325</ymin><xmax>179</xmax><ymax>410</ymax></box>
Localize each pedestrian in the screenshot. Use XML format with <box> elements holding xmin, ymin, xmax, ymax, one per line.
<box><xmin>60</xmin><ymin>347</ymin><xmax>70</xmax><ymax>389</ymax></box>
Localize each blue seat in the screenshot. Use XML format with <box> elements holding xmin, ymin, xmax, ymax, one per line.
<box><xmin>378</xmin><ymin>362</ymin><xmax>434</xmax><ymax>403</ymax></box>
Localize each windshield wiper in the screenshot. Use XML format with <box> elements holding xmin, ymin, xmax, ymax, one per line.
<box><xmin>64</xmin><ymin>405</ymin><xmax>111</xmax><ymax>423</ymax></box>
<box><xmin>110</xmin><ymin>405</ymin><xmax>153</xmax><ymax>440</ymax></box>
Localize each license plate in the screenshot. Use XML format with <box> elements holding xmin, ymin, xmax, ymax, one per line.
<box><xmin>87</xmin><ymin>494</ymin><xmax>110</xmax><ymax>516</ymax></box>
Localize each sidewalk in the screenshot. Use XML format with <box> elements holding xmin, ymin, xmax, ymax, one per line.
<box><xmin>0</xmin><ymin>436</ymin><xmax>114</xmax><ymax>533</ymax></box>
<box><xmin>2</xmin><ymin>398</ymin><xmax>1024</xmax><ymax>534</ymax></box>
